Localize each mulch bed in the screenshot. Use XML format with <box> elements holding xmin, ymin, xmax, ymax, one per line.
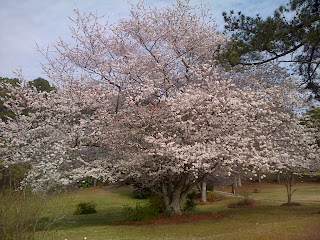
<box><xmin>281</xmin><ymin>202</ymin><xmax>302</xmax><ymax>206</ymax></box>
<box><xmin>111</xmin><ymin>212</ymin><xmax>227</xmax><ymax>226</ymax></box>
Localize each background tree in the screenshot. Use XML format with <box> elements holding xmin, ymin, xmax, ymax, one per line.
<box><xmin>269</xmin><ymin>115</ymin><xmax>318</xmax><ymax>204</ymax></box>
<box><xmin>28</xmin><ymin>77</ymin><xmax>55</xmax><ymax>92</ymax></box>
<box><xmin>222</xmin><ymin>0</ymin><xmax>320</xmax><ymax>100</ymax></box>
<box><xmin>0</xmin><ymin>77</ymin><xmax>19</xmax><ymax>121</ymax></box>
<box><xmin>306</xmin><ymin>108</ymin><xmax>320</xmax><ymax>145</ymax></box>
<box><xmin>0</xmin><ymin>76</ymin><xmax>55</xmax><ymax>190</ymax></box>
<box><xmin>0</xmin><ymin>76</ymin><xmax>53</xmax><ymax>121</ymax></box>
<box><xmin>304</xmin><ymin>107</ymin><xmax>320</xmax><ymax>172</ymax></box>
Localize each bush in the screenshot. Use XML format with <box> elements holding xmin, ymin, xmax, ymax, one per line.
<box><xmin>207</xmin><ymin>191</ymin><xmax>223</xmax><ymax>201</ymax></box>
<box><xmin>122</xmin><ymin>202</ymin><xmax>157</xmax><ymax>221</ymax></box>
<box><xmin>228</xmin><ymin>198</ymin><xmax>256</xmax><ymax>208</ymax></box>
<box><xmin>209</xmin><ymin>192</ymin><xmax>218</xmax><ymax>199</ymax></box>
<box><xmin>132</xmin><ymin>185</ymin><xmax>152</xmax><ymax>199</ymax></box>
<box><xmin>187</xmin><ymin>190</ymin><xmax>197</xmax><ymax>200</ymax></box>
<box><xmin>0</xmin><ymin>189</ymin><xmax>60</xmax><ymax>240</ymax></box>
<box><xmin>148</xmin><ymin>195</ymin><xmax>165</xmax><ymax>213</ymax></box>
<box><xmin>79</xmin><ymin>177</ymin><xmax>92</xmax><ymax>189</ymax></box>
<box><xmin>122</xmin><ymin>195</ymin><xmax>164</xmax><ymax>221</ymax></box>
<box><xmin>74</xmin><ymin>201</ymin><xmax>97</xmax><ymax>215</ymax></box>
<box><xmin>182</xmin><ymin>191</ymin><xmax>196</xmax><ymax>212</ymax></box>
<box><xmin>207</xmin><ymin>185</ymin><xmax>214</xmax><ymax>192</ymax></box>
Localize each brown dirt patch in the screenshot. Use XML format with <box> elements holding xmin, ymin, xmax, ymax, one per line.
<box><xmin>111</xmin><ymin>212</ymin><xmax>227</xmax><ymax>226</ymax></box>
<box><xmin>281</xmin><ymin>202</ymin><xmax>302</xmax><ymax>206</ymax></box>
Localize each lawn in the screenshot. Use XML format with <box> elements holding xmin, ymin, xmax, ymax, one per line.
<box><xmin>39</xmin><ymin>182</ymin><xmax>320</xmax><ymax>240</ymax></box>
<box><xmin>217</xmin><ymin>182</ymin><xmax>320</xmax><ymax>203</ymax></box>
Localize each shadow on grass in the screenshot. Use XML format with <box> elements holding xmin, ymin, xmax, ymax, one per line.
<box><xmin>55</xmin><ymin>207</ymin><xmax>124</xmax><ymax>229</ymax></box>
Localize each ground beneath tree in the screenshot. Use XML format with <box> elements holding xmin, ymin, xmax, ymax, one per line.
<box><xmin>281</xmin><ymin>202</ymin><xmax>302</xmax><ymax>206</ymax></box>
<box><xmin>195</xmin><ymin>193</ymin><xmax>227</xmax><ymax>205</ymax></box>
<box><xmin>111</xmin><ymin>212</ymin><xmax>227</xmax><ymax>226</ymax></box>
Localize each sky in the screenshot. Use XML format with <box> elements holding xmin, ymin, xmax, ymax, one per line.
<box><xmin>0</xmin><ymin>0</ymin><xmax>289</xmax><ymax>80</ymax></box>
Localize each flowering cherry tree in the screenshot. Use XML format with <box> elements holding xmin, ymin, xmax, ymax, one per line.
<box><xmin>0</xmin><ymin>78</ymin><xmax>119</xmax><ymax>190</ymax></box>
<box><xmin>1</xmin><ymin>1</ymin><xmax>318</xmax><ymax>216</ymax></box>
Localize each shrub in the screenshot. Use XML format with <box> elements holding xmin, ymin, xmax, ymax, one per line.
<box><xmin>74</xmin><ymin>201</ymin><xmax>97</xmax><ymax>215</ymax></box>
<box><xmin>240</xmin><ymin>191</ymin><xmax>250</xmax><ymax>199</ymax></box>
<box><xmin>0</xmin><ymin>189</ymin><xmax>60</xmax><ymax>240</ymax></box>
<box><xmin>122</xmin><ymin>202</ymin><xmax>157</xmax><ymax>221</ymax></box>
<box><xmin>207</xmin><ymin>185</ymin><xmax>214</xmax><ymax>192</ymax></box>
<box><xmin>208</xmin><ymin>192</ymin><xmax>219</xmax><ymax>200</ymax></box>
<box><xmin>187</xmin><ymin>190</ymin><xmax>197</xmax><ymax>200</ymax></box>
<box><xmin>182</xmin><ymin>191</ymin><xmax>196</xmax><ymax>212</ymax></box>
<box><xmin>132</xmin><ymin>185</ymin><xmax>152</xmax><ymax>199</ymax></box>
<box><xmin>79</xmin><ymin>177</ymin><xmax>92</xmax><ymax>189</ymax></box>
<box><xmin>122</xmin><ymin>195</ymin><xmax>164</xmax><ymax>221</ymax></box>
<box><xmin>228</xmin><ymin>198</ymin><xmax>256</xmax><ymax>208</ymax></box>
<box><xmin>148</xmin><ymin>195</ymin><xmax>165</xmax><ymax>213</ymax></box>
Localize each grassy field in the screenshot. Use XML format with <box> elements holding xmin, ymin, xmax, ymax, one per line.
<box><xmin>218</xmin><ymin>182</ymin><xmax>320</xmax><ymax>203</ymax></box>
<box><xmin>39</xmin><ymin>182</ymin><xmax>320</xmax><ymax>240</ymax></box>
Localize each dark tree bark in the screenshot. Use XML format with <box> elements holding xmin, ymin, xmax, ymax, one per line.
<box><xmin>150</xmin><ymin>174</ymin><xmax>199</xmax><ymax>217</ymax></box>
<box><xmin>283</xmin><ymin>171</ymin><xmax>297</xmax><ymax>204</ymax></box>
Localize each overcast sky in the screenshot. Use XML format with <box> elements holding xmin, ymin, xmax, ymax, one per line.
<box><xmin>0</xmin><ymin>0</ymin><xmax>288</xmax><ymax>80</ymax></box>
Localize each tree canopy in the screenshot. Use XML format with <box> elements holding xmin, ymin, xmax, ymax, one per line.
<box><xmin>0</xmin><ymin>77</ymin><xmax>53</xmax><ymax>121</ymax></box>
<box><xmin>0</xmin><ymin>77</ymin><xmax>19</xmax><ymax>121</ymax></box>
<box><xmin>28</xmin><ymin>77</ymin><xmax>55</xmax><ymax>93</ymax></box>
<box><xmin>222</xmin><ymin>0</ymin><xmax>320</xmax><ymax>100</ymax></box>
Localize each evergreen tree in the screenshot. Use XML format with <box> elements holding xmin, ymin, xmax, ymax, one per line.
<box><xmin>28</xmin><ymin>77</ymin><xmax>55</xmax><ymax>92</ymax></box>
<box><xmin>222</xmin><ymin>0</ymin><xmax>320</xmax><ymax>100</ymax></box>
<box><xmin>0</xmin><ymin>77</ymin><xmax>19</xmax><ymax>121</ymax></box>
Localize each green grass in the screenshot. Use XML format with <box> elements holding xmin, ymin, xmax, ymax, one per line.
<box><xmin>39</xmin><ymin>183</ymin><xmax>320</xmax><ymax>240</ymax></box>
<box><xmin>219</xmin><ymin>182</ymin><xmax>320</xmax><ymax>203</ymax></box>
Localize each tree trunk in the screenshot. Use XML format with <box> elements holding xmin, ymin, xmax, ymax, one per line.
<box><xmin>277</xmin><ymin>172</ymin><xmax>281</xmax><ymax>184</ymax></box>
<box><xmin>237</xmin><ymin>174</ymin><xmax>242</xmax><ymax>187</ymax></box>
<box><xmin>162</xmin><ymin>195</ymin><xmax>182</xmax><ymax>217</ymax></box>
<box><xmin>158</xmin><ymin>178</ymin><xmax>186</xmax><ymax>217</ymax></box>
<box><xmin>257</xmin><ymin>172</ymin><xmax>262</xmax><ymax>184</ymax></box>
<box><xmin>284</xmin><ymin>171</ymin><xmax>296</xmax><ymax>204</ymax></box>
<box><xmin>231</xmin><ymin>175</ymin><xmax>237</xmax><ymax>194</ymax></box>
<box><xmin>287</xmin><ymin>191</ymin><xmax>292</xmax><ymax>204</ymax></box>
<box><xmin>93</xmin><ymin>179</ymin><xmax>97</xmax><ymax>187</ymax></box>
<box><xmin>152</xmin><ymin>175</ymin><xmax>199</xmax><ymax>217</ymax></box>
<box><xmin>201</xmin><ymin>181</ymin><xmax>207</xmax><ymax>202</ymax></box>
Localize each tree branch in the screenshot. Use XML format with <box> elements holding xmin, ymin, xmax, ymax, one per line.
<box><xmin>239</xmin><ymin>43</ymin><xmax>304</xmax><ymax>66</ymax></box>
